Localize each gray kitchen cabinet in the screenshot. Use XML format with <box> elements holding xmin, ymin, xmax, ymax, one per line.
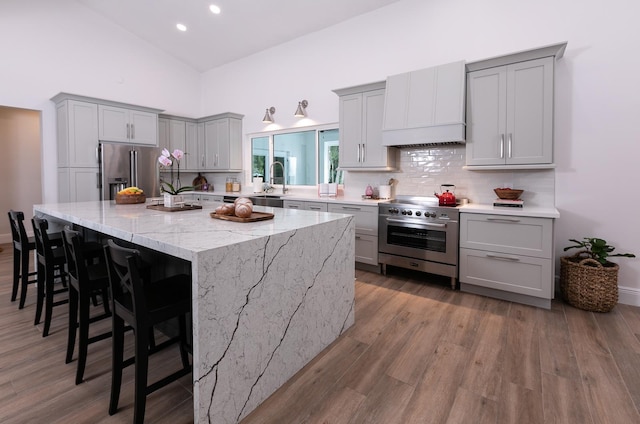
<box><xmin>202</xmin><ymin>113</ymin><xmax>243</xmax><ymax>172</ymax></box>
<box><xmin>58</xmin><ymin>167</ymin><xmax>100</xmax><ymax>203</ymax></box>
<box><xmin>465</xmin><ymin>57</ymin><xmax>554</xmax><ymax>167</ymax></box>
<box><xmin>55</xmin><ymin>99</ymin><xmax>99</xmax><ymax>168</ymax></box>
<box><xmin>158</xmin><ymin>117</ymin><xmax>187</xmax><ymax>162</ymax></box>
<box><xmin>328</xmin><ymin>203</ymin><xmax>378</xmax><ymax>265</ymax></box>
<box><xmin>184</xmin><ymin>122</ymin><xmax>199</xmax><ymax>171</ymax></box>
<box><xmin>98</xmin><ymin>104</ymin><xmax>158</xmax><ymax>146</ymax></box>
<box><xmin>459</xmin><ymin>212</ymin><xmax>555</xmax><ymax>308</ymax></box>
<box><xmin>334</xmin><ymin>82</ymin><xmax>397</xmax><ymax>170</ymax></box>
<box><xmin>158</xmin><ymin>118</ymin><xmax>170</xmax><ymax>152</ymax></box>
<box><xmin>382</xmin><ymin>60</ymin><xmax>466</xmax><ymax>145</ymax></box>
<box><xmin>283</xmin><ymin>200</ymin><xmax>328</xmax><ymax>212</ymax></box>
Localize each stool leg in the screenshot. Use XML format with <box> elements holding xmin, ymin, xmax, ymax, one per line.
<box><xmin>42</xmin><ymin>264</ymin><xmax>55</xmax><ymax>337</ymax></box>
<box><xmin>11</xmin><ymin>247</ymin><xmax>20</xmax><ymax>302</ymax></box>
<box><xmin>19</xmin><ymin>249</ymin><xmax>31</xmax><ymax>309</ymax></box>
<box><xmin>109</xmin><ymin>314</ymin><xmax>125</xmax><ymax>416</ymax></box>
<box><xmin>34</xmin><ymin>261</ymin><xmax>45</xmax><ymax>324</ymax></box>
<box><xmin>66</xmin><ymin>286</ymin><xmax>79</xmax><ymax>364</ymax></box>
<box><xmin>134</xmin><ymin>325</ymin><xmax>150</xmax><ymax>424</ymax></box>
<box><xmin>75</xmin><ymin>289</ymin><xmax>90</xmax><ymax>384</ymax></box>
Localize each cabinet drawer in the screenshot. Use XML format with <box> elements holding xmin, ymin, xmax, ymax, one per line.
<box><xmin>459</xmin><ymin>247</ymin><xmax>552</xmax><ymax>298</ymax></box>
<box><xmin>304</xmin><ymin>202</ymin><xmax>328</xmax><ymax>212</ymax></box>
<box><xmin>283</xmin><ymin>200</ymin><xmax>305</xmax><ymax>209</ymax></box>
<box><xmin>328</xmin><ymin>203</ymin><xmax>378</xmax><ymax>236</ymax></box>
<box><xmin>355</xmin><ymin>234</ymin><xmax>378</xmax><ymax>265</ymax></box>
<box><xmin>460</xmin><ymin>213</ymin><xmax>552</xmax><ymax>258</ymax></box>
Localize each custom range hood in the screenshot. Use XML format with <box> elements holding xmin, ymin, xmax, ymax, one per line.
<box><xmin>382</xmin><ymin>60</ymin><xmax>466</xmax><ymax>147</ymax></box>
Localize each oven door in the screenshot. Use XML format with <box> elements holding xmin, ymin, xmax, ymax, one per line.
<box><xmin>379</xmin><ymin>216</ymin><xmax>458</xmax><ymax>265</ymax></box>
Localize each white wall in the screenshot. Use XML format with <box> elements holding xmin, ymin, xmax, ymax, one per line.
<box><xmin>200</xmin><ymin>0</ymin><xmax>640</xmax><ymax>299</ymax></box>
<box><xmin>0</xmin><ymin>0</ymin><xmax>201</xmax><ymax>203</ymax></box>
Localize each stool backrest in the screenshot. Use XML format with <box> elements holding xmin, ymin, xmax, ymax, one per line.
<box><xmin>104</xmin><ymin>240</ymin><xmax>147</xmax><ymax>316</ymax></box>
<box><xmin>31</xmin><ymin>217</ymin><xmax>55</xmax><ymax>262</ymax></box>
<box><xmin>62</xmin><ymin>226</ymin><xmax>83</xmax><ymax>285</ymax></box>
<box><xmin>8</xmin><ymin>210</ymin><xmax>28</xmax><ymax>248</ymax></box>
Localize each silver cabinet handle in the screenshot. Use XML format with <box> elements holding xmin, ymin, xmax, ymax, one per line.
<box><xmin>126</xmin><ymin>123</ymin><xmax>130</xmax><ymax>139</ymax></box>
<box><xmin>486</xmin><ymin>253</ymin><xmax>520</xmax><ymax>261</ymax></box>
<box><xmin>355</xmin><ymin>235</ymin><xmax>361</xmax><ymax>240</ymax></box>
<box><xmin>215</xmin><ymin>154</ymin><xmax>219</xmax><ymax>166</ymax></box>
<box><xmin>95</xmin><ymin>147</ymin><xmax>99</xmax><ymax>163</ymax></box>
<box><xmin>131</xmin><ymin>123</ymin><xmax>135</xmax><ymax>139</ymax></box>
<box><xmin>508</xmin><ymin>133</ymin><xmax>512</xmax><ymax>158</ymax></box>
<box><xmin>500</xmin><ymin>134</ymin><xmax>504</xmax><ymax>159</ymax></box>
<box><xmin>308</xmin><ymin>206</ymin><xmax>322</xmax><ymax>210</ymax></box>
<box><xmin>362</xmin><ymin>143</ymin><xmax>366</xmax><ymax>163</ymax></box>
<box><xmin>486</xmin><ymin>217</ymin><xmax>521</xmax><ymax>223</ymax></box>
<box><xmin>201</xmin><ymin>154</ymin><xmax>205</xmax><ymax>168</ymax></box>
<box><xmin>341</xmin><ymin>206</ymin><xmax>361</xmax><ymax>211</ymax></box>
<box><xmin>386</xmin><ymin>217</ymin><xmax>446</xmax><ymax>228</ymax></box>
<box><xmin>357</xmin><ymin>144</ymin><xmax>361</xmax><ymax>162</ymax></box>
<box><xmin>288</xmin><ymin>205</ymin><xmax>300</xmax><ymax>209</ymax></box>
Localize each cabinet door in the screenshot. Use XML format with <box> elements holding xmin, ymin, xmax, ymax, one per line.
<box><xmin>338</xmin><ymin>93</ymin><xmax>363</xmax><ymax>168</ymax></box>
<box><xmin>506</xmin><ymin>57</ymin><xmax>553</xmax><ymax>164</ymax></box>
<box><xmin>304</xmin><ymin>201</ymin><xmax>328</xmax><ymax>212</ymax></box>
<box><xmin>98</xmin><ymin>105</ymin><xmax>129</xmax><ymax>143</ymax></box>
<box><xmin>355</xmin><ymin>234</ymin><xmax>379</xmax><ymax>265</ymax></box>
<box><xmin>460</xmin><ymin>247</ymin><xmax>552</xmax><ymax>298</ymax></box>
<box><xmin>327</xmin><ymin>204</ymin><xmax>378</xmax><ymax>236</ymax></box>
<box><xmin>466</xmin><ymin>66</ymin><xmax>507</xmax><ymax>165</ymax></box>
<box><xmin>69</xmin><ymin>168</ymin><xmax>100</xmax><ymax>202</ymax></box>
<box><xmin>129</xmin><ymin>110</ymin><xmax>158</xmax><ymax>146</ymax></box>
<box><xmin>184</xmin><ymin>122</ymin><xmax>199</xmax><ymax>171</ymax></box>
<box><xmin>361</xmin><ymin>89</ymin><xmax>388</xmax><ymax>168</ymax></box>
<box><xmin>57</xmin><ymin>100</ymin><xmax>99</xmax><ymax>168</ymax></box>
<box><xmin>158</xmin><ymin>118</ymin><xmax>170</xmax><ymax>152</ymax></box>
<box><xmin>283</xmin><ymin>200</ymin><xmax>304</xmax><ymax>209</ymax></box>
<box><xmin>382</xmin><ymin>72</ymin><xmax>410</xmax><ymax>130</ymax></box>
<box><xmin>169</xmin><ymin>120</ymin><xmax>186</xmax><ymax>155</ymax></box>
<box><xmin>204</xmin><ymin>119</ymin><xmax>225</xmax><ymax>170</ymax></box>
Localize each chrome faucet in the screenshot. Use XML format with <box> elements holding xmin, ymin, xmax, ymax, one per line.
<box><xmin>269</xmin><ymin>161</ymin><xmax>287</xmax><ymax>194</ymax></box>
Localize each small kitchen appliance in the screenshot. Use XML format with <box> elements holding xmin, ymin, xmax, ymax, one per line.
<box><xmin>434</xmin><ymin>184</ymin><xmax>457</xmax><ymax>206</ymax></box>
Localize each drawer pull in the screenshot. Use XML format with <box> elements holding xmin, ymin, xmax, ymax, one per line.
<box><xmin>341</xmin><ymin>207</ymin><xmax>361</xmax><ymax>211</ymax></box>
<box><xmin>308</xmin><ymin>207</ymin><xmax>322</xmax><ymax>210</ymax></box>
<box><xmin>486</xmin><ymin>254</ymin><xmax>520</xmax><ymax>261</ymax></box>
<box><xmin>486</xmin><ymin>217</ymin><xmax>521</xmax><ymax>223</ymax></box>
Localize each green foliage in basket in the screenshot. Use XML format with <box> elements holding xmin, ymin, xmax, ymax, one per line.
<box><xmin>564</xmin><ymin>237</ymin><xmax>635</xmax><ymax>266</ymax></box>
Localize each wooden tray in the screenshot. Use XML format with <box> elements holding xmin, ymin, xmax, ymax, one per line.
<box><xmin>146</xmin><ymin>204</ymin><xmax>203</xmax><ymax>212</ymax></box>
<box><xmin>210</xmin><ymin>211</ymin><xmax>274</xmax><ymax>222</ymax></box>
<box><xmin>115</xmin><ymin>193</ymin><xmax>146</xmax><ymax>204</ymax></box>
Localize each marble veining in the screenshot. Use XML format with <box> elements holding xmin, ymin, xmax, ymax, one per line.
<box><xmin>33</xmin><ymin>200</ymin><xmax>355</xmax><ymax>424</ymax></box>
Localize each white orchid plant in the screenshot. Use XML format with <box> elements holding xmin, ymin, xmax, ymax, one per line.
<box><xmin>158</xmin><ymin>148</ymin><xmax>194</xmax><ymax>194</ymax></box>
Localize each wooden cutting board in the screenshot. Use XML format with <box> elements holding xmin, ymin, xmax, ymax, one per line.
<box><xmin>210</xmin><ymin>211</ymin><xmax>274</xmax><ymax>222</ymax></box>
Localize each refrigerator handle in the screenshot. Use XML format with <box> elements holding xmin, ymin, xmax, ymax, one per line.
<box><xmin>130</xmin><ymin>150</ymin><xmax>137</xmax><ymax>187</ymax></box>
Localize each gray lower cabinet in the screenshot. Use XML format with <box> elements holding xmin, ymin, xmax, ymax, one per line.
<box><xmin>58</xmin><ymin>168</ymin><xmax>100</xmax><ymax>202</ymax></box>
<box><xmin>459</xmin><ymin>212</ymin><xmax>554</xmax><ymax>308</ymax></box>
<box><xmin>282</xmin><ymin>200</ymin><xmax>328</xmax><ymax>212</ymax></box>
<box><xmin>327</xmin><ymin>203</ymin><xmax>378</xmax><ymax>266</ymax></box>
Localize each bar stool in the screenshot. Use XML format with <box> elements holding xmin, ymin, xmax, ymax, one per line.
<box><xmin>7</xmin><ymin>210</ymin><xmax>37</xmax><ymax>309</ymax></box>
<box><xmin>32</xmin><ymin>217</ymin><xmax>68</xmax><ymax>337</ymax></box>
<box><xmin>62</xmin><ymin>226</ymin><xmax>112</xmax><ymax>384</ymax></box>
<box><xmin>104</xmin><ymin>240</ymin><xmax>191</xmax><ymax>424</ymax></box>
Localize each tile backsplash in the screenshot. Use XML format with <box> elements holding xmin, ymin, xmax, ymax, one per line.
<box><xmin>344</xmin><ymin>145</ymin><xmax>555</xmax><ymax>206</ymax></box>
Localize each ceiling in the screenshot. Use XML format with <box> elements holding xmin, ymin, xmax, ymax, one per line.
<box><xmin>77</xmin><ymin>0</ymin><xmax>403</xmax><ymax>72</ymax></box>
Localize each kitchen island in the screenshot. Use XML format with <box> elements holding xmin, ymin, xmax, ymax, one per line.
<box><xmin>33</xmin><ymin>200</ymin><xmax>355</xmax><ymax>424</ymax></box>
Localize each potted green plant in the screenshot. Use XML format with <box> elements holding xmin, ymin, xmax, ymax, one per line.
<box><xmin>560</xmin><ymin>237</ymin><xmax>635</xmax><ymax>312</ymax></box>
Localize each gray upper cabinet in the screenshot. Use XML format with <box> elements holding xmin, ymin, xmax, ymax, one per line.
<box><xmin>55</xmin><ymin>99</ymin><xmax>99</xmax><ymax>168</ymax></box>
<box><xmin>184</xmin><ymin>122</ymin><xmax>199</xmax><ymax>171</ymax></box>
<box><xmin>202</xmin><ymin>113</ymin><xmax>243</xmax><ymax>172</ymax></box>
<box><xmin>382</xmin><ymin>60</ymin><xmax>466</xmax><ymax>145</ymax></box>
<box><xmin>98</xmin><ymin>105</ymin><xmax>158</xmax><ymax>145</ymax></box>
<box><xmin>464</xmin><ymin>42</ymin><xmax>568</xmax><ymax>169</ymax></box>
<box><xmin>334</xmin><ymin>82</ymin><xmax>397</xmax><ymax>170</ymax></box>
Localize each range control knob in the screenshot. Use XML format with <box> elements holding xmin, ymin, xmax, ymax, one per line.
<box><xmin>406</xmin><ymin>210</ymin><xmax>413</xmax><ymax>216</ymax></box>
<box><xmin>415</xmin><ymin>211</ymin><xmax>422</xmax><ymax>217</ymax></box>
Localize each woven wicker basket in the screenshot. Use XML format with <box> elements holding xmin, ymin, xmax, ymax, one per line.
<box><xmin>560</xmin><ymin>252</ymin><xmax>619</xmax><ymax>312</ymax></box>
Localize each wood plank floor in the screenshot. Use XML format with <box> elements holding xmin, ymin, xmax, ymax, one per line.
<box><xmin>2</xmin><ymin>243</ymin><xmax>640</xmax><ymax>423</ymax></box>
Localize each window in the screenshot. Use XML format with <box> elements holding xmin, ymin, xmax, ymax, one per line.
<box><xmin>250</xmin><ymin>125</ymin><xmax>339</xmax><ymax>187</ymax></box>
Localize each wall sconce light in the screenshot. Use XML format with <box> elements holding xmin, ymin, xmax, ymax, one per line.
<box><xmin>262</xmin><ymin>107</ymin><xmax>276</xmax><ymax>123</ymax></box>
<box><xmin>294</xmin><ymin>100</ymin><xmax>308</xmax><ymax>118</ymax></box>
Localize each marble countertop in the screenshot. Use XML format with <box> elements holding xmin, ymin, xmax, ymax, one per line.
<box><xmin>33</xmin><ymin>200</ymin><xmax>353</xmax><ymax>261</ymax></box>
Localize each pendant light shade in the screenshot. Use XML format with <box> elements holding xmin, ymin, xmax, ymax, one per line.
<box><xmin>294</xmin><ymin>100</ymin><xmax>308</xmax><ymax>118</ymax></box>
<box><xmin>262</xmin><ymin>107</ymin><xmax>276</xmax><ymax>123</ymax></box>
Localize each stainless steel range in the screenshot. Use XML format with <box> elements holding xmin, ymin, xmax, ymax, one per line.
<box><xmin>378</xmin><ymin>196</ymin><xmax>459</xmax><ymax>289</ymax></box>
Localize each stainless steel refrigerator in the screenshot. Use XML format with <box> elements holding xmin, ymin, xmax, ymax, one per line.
<box><xmin>99</xmin><ymin>142</ymin><xmax>161</xmax><ymax>200</ymax></box>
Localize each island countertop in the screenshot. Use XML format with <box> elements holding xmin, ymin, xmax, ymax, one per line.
<box><xmin>34</xmin><ymin>200</ymin><xmax>355</xmax><ymax>424</ymax></box>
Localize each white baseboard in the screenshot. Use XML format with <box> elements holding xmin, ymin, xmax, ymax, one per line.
<box><xmin>618</xmin><ymin>286</ymin><xmax>640</xmax><ymax>307</ymax></box>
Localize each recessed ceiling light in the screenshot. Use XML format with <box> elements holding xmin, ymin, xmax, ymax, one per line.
<box><xmin>176</xmin><ymin>23</ymin><xmax>187</xmax><ymax>32</ymax></box>
<box><xmin>209</xmin><ymin>4</ymin><xmax>221</xmax><ymax>14</ymax></box>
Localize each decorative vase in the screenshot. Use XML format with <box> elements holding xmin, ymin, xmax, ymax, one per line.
<box><xmin>163</xmin><ymin>193</ymin><xmax>184</xmax><ymax>207</ymax></box>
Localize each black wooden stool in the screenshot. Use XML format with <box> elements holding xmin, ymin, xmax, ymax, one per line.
<box><xmin>62</xmin><ymin>226</ymin><xmax>112</xmax><ymax>384</ymax></box>
<box><xmin>8</xmin><ymin>210</ymin><xmax>37</xmax><ymax>309</ymax></box>
<box><xmin>104</xmin><ymin>240</ymin><xmax>191</xmax><ymax>424</ymax></box>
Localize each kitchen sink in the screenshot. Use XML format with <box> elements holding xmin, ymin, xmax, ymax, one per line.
<box><xmin>249</xmin><ymin>195</ymin><xmax>283</xmax><ymax>207</ymax></box>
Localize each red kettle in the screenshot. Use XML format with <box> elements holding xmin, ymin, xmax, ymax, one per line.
<box><xmin>434</xmin><ymin>184</ymin><xmax>456</xmax><ymax>206</ymax></box>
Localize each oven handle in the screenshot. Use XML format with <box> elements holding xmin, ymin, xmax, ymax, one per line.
<box><xmin>385</xmin><ymin>218</ymin><xmax>447</xmax><ymax>228</ymax></box>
